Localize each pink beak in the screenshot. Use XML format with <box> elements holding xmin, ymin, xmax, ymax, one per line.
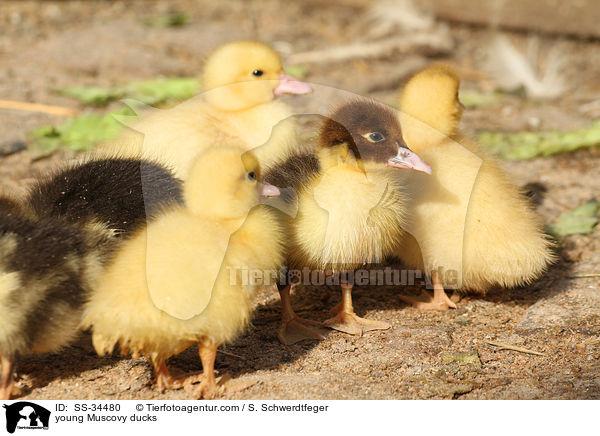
<box><xmin>387</xmin><ymin>146</ymin><xmax>432</xmax><ymax>175</ymax></box>
<box><xmin>274</xmin><ymin>73</ymin><xmax>312</xmax><ymax>96</ymax></box>
<box><xmin>260</xmin><ymin>181</ymin><xmax>281</xmax><ymax>198</ymax></box>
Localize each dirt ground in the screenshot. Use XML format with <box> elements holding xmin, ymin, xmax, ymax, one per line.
<box><xmin>0</xmin><ymin>0</ymin><xmax>599</xmax><ymax>400</ymax></box>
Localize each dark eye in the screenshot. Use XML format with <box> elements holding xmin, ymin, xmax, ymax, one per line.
<box><xmin>247</xmin><ymin>171</ymin><xmax>256</xmax><ymax>181</ymax></box>
<box><xmin>252</xmin><ymin>70</ymin><xmax>264</xmax><ymax>77</ymax></box>
<box><xmin>363</xmin><ymin>132</ymin><xmax>385</xmax><ymax>143</ymax></box>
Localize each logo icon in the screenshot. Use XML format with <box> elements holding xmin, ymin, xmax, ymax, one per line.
<box><xmin>3</xmin><ymin>402</ymin><xmax>50</xmax><ymax>434</ymax></box>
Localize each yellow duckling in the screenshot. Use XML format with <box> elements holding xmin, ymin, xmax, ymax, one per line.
<box><xmin>395</xmin><ymin>65</ymin><xmax>554</xmax><ymax>310</ymax></box>
<box><xmin>102</xmin><ymin>41</ymin><xmax>311</xmax><ymax>179</ymax></box>
<box><xmin>266</xmin><ymin>100</ymin><xmax>431</xmax><ymax>343</ymax></box>
<box><xmin>82</xmin><ymin>146</ymin><xmax>283</xmax><ymax>398</ymax></box>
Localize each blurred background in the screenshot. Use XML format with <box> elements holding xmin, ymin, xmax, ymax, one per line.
<box><xmin>1</xmin><ymin>0</ymin><xmax>599</xmax><ymax>198</ymax></box>
<box><xmin>0</xmin><ymin>0</ymin><xmax>598</xmax><ymax>400</ymax></box>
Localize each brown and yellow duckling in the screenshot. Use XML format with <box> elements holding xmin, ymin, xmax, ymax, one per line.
<box><xmin>266</xmin><ymin>99</ymin><xmax>431</xmax><ymax>344</ymax></box>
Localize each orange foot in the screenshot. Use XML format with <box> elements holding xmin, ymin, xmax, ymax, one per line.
<box><xmin>0</xmin><ymin>356</ymin><xmax>16</xmax><ymax>400</ymax></box>
<box><xmin>324</xmin><ymin>282</ymin><xmax>390</xmax><ymax>335</ymax></box>
<box><xmin>0</xmin><ymin>384</ymin><xmax>15</xmax><ymax>401</ymax></box>
<box><xmin>279</xmin><ymin>316</ymin><xmax>328</xmax><ymax>345</ymax></box>
<box><xmin>154</xmin><ymin>363</ymin><xmax>188</xmax><ymax>392</ymax></box>
<box><xmin>401</xmin><ymin>271</ymin><xmax>459</xmax><ymax>311</ymax></box>
<box><xmin>189</xmin><ymin>376</ymin><xmax>221</xmax><ymax>400</ymax></box>
<box><xmin>278</xmin><ymin>284</ymin><xmax>328</xmax><ymax>345</ymax></box>
<box><xmin>400</xmin><ymin>290</ymin><xmax>457</xmax><ymax>311</ymax></box>
<box><xmin>324</xmin><ymin>309</ymin><xmax>391</xmax><ymax>336</ymax></box>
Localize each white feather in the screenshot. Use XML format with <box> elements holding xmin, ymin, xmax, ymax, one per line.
<box><xmin>486</xmin><ymin>35</ymin><xmax>567</xmax><ymax>99</ymax></box>
<box><xmin>368</xmin><ymin>0</ymin><xmax>434</xmax><ymax>37</ymax></box>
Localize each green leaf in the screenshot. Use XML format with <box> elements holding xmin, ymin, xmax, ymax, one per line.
<box><xmin>55</xmin><ymin>86</ymin><xmax>122</xmax><ymax>107</ymax></box>
<box><xmin>147</xmin><ymin>12</ymin><xmax>190</xmax><ymax>28</ymax></box>
<box><xmin>27</xmin><ymin>107</ymin><xmax>135</xmax><ymax>158</ymax></box>
<box><xmin>55</xmin><ymin>77</ymin><xmax>200</xmax><ymax>107</ymax></box>
<box><xmin>548</xmin><ymin>199</ymin><xmax>600</xmax><ymax>239</ymax></box>
<box><xmin>459</xmin><ymin>90</ymin><xmax>500</xmax><ymax>109</ymax></box>
<box><xmin>36</xmin><ymin>76</ymin><xmax>201</xmax><ymax>157</ymax></box>
<box><xmin>28</xmin><ymin>125</ymin><xmax>62</xmax><ymax>157</ymax></box>
<box><xmin>122</xmin><ymin>77</ymin><xmax>200</xmax><ymax>106</ymax></box>
<box><xmin>284</xmin><ymin>64</ymin><xmax>309</xmax><ymax>80</ymax></box>
<box><xmin>478</xmin><ymin>120</ymin><xmax>600</xmax><ymax>160</ymax></box>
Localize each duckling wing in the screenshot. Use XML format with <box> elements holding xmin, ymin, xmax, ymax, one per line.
<box><xmin>367</xmin><ymin>179</ymin><xmax>405</xmax><ymax>223</ymax></box>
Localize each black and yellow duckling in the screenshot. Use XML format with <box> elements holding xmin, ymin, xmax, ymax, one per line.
<box><xmin>82</xmin><ymin>147</ymin><xmax>284</xmax><ymax>399</ymax></box>
<box><xmin>0</xmin><ymin>193</ymin><xmax>113</xmax><ymax>400</ymax></box>
<box><xmin>26</xmin><ymin>157</ymin><xmax>182</xmax><ymax>235</ymax></box>
<box><xmin>265</xmin><ymin>100</ymin><xmax>431</xmax><ymax>344</ymax></box>
<box><xmin>0</xmin><ymin>157</ymin><xmax>183</xmax><ymax>399</ymax></box>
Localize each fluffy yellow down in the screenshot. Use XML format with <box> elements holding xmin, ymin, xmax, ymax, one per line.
<box><xmin>396</xmin><ymin>66</ymin><xmax>554</xmax><ymax>292</ymax></box>
<box><xmin>97</xmin><ymin>41</ymin><xmax>299</xmax><ymax>179</ymax></box>
<box><xmin>82</xmin><ymin>147</ymin><xmax>284</xmax><ymax>365</ymax></box>
<box><xmin>288</xmin><ymin>147</ymin><xmax>408</xmax><ymax>273</ymax></box>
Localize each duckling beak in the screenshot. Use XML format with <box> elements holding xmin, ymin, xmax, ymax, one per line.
<box><xmin>387</xmin><ymin>145</ymin><xmax>432</xmax><ymax>174</ymax></box>
<box><xmin>260</xmin><ymin>181</ymin><xmax>281</xmax><ymax>198</ymax></box>
<box><xmin>274</xmin><ymin>73</ymin><xmax>312</xmax><ymax>96</ymax></box>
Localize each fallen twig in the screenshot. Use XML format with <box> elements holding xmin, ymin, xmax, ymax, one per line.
<box><xmin>566</xmin><ymin>274</ymin><xmax>600</xmax><ymax>279</ymax></box>
<box><xmin>218</xmin><ymin>349</ymin><xmax>244</xmax><ymax>359</ymax></box>
<box><xmin>287</xmin><ymin>32</ymin><xmax>452</xmax><ymax>65</ymax></box>
<box><xmin>0</xmin><ymin>99</ymin><xmax>78</xmax><ymax>117</ymax></box>
<box><xmin>485</xmin><ymin>341</ymin><xmax>545</xmax><ymax>356</ymax></box>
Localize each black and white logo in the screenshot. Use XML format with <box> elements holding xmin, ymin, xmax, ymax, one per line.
<box><xmin>3</xmin><ymin>402</ymin><xmax>50</xmax><ymax>433</ymax></box>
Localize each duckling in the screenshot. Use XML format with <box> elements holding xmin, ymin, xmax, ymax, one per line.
<box><xmin>101</xmin><ymin>40</ymin><xmax>312</xmax><ymax>179</ymax></box>
<box><xmin>82</xmin><ymin>146</ymin><xmax>283</xmax><ymax>398</ymax></box>
<box><xmin>26</xmin><ymin>157</ymin><xmax>182</xmax><ymax>237</ymax></box>
<box><xmin>395</xmin><ymin>65</ymin><xmax>554</xmax><ymax>310</ymax></box>
<box><xmin>265</xmin><ymin>100</ymin><xmax>431</xmax><ymax>343</ymax></box>
<box><xmin>0</xmin><ymin>157</ymin><xmax>183</xmax><ymax>399</ymax></box>
<box><xmin>0</xmin><ymin>194</ymin><xmax>113</xmax><ymax>400</ymax></box>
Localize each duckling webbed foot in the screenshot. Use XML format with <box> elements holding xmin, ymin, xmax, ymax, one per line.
<box><xmin>278</xmin><ymin>284</ymin><xmax>328</xmax><ymax>345</ymax></box>
<box><xmin>154</xmin><ymin>361</ymin><xmax>184</xmax><ymax>392</ymax></box>
<box><xmin>153</xmin><ymin>343</ymin><xmax>221</xmax><ymax>399</ymax></box>
<box><xmin>324</xmin><ymin>310</ymin><xmax>391</xmax><ymax>336</ymax></box>
<box><xmin>399</xmin><ymin>291</ymin><xmax>457</xmax><ymax>311</ymax></box>
<box><xmin>279</xmin><ymin>317</ymin><xmax>328</xmax><ymax>345</ymax></box>
<box><xmin>189</xmin><ymin>376</ymin><xmax>221</xmax><ymax>400</ymax></box>
<box><xmin>153</xmin><ymin>361</ymin><xmax>204</xmax><ymax>392</ymax></box>
<box><xmin>189</xmin><ymin>342</ymin><xmax>219</xmax><ymax>399</ymax></box>
<box><xmin>400</xmin><ymin>271</ymin><xmax>457</xmax><ymax>311</ymax></box>
<box><xmin>323</xmin><ymin>283</ymin><xmax>390</xmax><ymax>336</ymax></box>
<box><xmin>184</xmin><ymin>374</ymin><xmax>252</xmax><ymax>399</ymax></box>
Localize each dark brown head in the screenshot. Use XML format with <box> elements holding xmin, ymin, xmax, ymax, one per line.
<box><xmin>319</xmin><ymin>100</ymin><xmax>431</xmax><ymax>174</ymax></box>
